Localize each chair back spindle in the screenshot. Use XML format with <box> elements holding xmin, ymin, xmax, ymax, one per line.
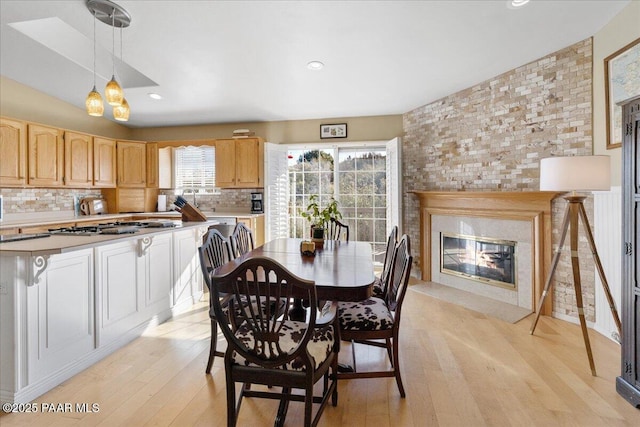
<box><xmin>231</xmin><ymin>222</ymin><xmax>255</xmax><ymax>257</ymax></box>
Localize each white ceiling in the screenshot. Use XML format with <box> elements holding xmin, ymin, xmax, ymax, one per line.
<box><xmin>0</xmin><ymin>0</ymin><xmax>629</xmax><ymax>128</ymax></box>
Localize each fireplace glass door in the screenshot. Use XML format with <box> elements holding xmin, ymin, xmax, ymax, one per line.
<box><xmin>440</xmin><ymin>232</ymin><xmax>517</xmax><ymax>289</ymax></box>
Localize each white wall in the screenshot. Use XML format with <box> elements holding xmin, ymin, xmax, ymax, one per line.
<box><xmin>592</xmin><ymin>1</ymin><xmax>640</xmax><ymax>187</ymax></box>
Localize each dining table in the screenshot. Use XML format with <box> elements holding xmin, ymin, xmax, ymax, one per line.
<box><xmin>212</xmin><ymin>237</ymin><xmax>376</xmax><ymax>302</ymax></box>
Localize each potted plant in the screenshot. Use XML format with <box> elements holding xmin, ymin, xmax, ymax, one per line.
<box><xmin>300</xmin><ymin>195</ymin><xmax>342</xmax><ymax>242</ymax></box>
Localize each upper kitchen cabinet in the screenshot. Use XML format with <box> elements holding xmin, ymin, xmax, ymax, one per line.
<box><xmin>146</xmin><ymin>142</ymin><xmax>159</xmax><ymax>189</ymax></box>
<box><xmin>215</xmin><ymin>138</ymin><xmax>263</xmax><ymax>188</ymax></box>
<box><xmin>93</xmin><ymin>137</ymin><xmax>117</xmax><ymax>188</ymax></box>
<box><xmin>0</xmin><ymin>117</ymin><xmax>28</xmax><ymax>187</ymax></box>
<box><xmin>64</xmin><ymin>131</ymin><xmax>93</xmax><ymax>187</ymax></box>
<box><xmin>117</xmin><ymin>140</ymin><xmax>146</xmax><ymax>187</ymax></box>
<box><xmin>28</xmin><ymin>124</ymin><xmax>64</xmax><ymax>187</ymax></box>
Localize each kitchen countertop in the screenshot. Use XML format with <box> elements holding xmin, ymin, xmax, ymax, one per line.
<box><xmin>0</xmin><ymin>220</ymin><xmax>219</xmax><ymax>256</ymax></box>
<box><xmin>0</xmin><ymin>210</ymin><xmax>264</xmax><ymax>230</ymax></box>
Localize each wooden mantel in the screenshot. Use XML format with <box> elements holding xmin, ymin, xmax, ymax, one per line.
<box><xmin>409</xmin><ymin>191</ymin><xmax>564</xmax><ymax>315</ymax></box>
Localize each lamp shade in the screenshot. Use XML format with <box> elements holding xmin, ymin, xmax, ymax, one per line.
<box><xmin>539</xmin><ymin>155</ymin><xmax>611</xmax><ymax>192</ymax></box>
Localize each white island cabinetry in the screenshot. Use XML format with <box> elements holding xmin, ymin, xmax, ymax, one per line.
<box><xmin>95</xmin><ymin>233</ymin><xmax>174</xmax><ymax>347</ymax></box>
<box><xmin>172</xmin><ymin>226</ymin><xmax>207</xmax><ymax>309</ymax></box>
<box><xmin>0</xmin><ymin>222</ymin><xmax>212</xmax><ymax>404</ymax></box>
<box><xmin>0</xmin><ymin>249</ymin><xmax>94</xmax><ymax>403</ymax></box>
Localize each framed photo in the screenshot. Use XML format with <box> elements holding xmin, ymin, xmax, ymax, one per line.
<box><xmin>605</xmin><ymin>37</ymin><xmax>640</xmax><ymax>150</ymax></box>
<box><xmin>320</xmin><ymin>123</ymin><xmax>347</xmax><ymax>139</ymax></box>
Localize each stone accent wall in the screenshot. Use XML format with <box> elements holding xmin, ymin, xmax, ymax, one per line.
<box><xmin>402</xmin><ymin>38</ymin><xmax>595</xmax><ymax>320</ymax></box>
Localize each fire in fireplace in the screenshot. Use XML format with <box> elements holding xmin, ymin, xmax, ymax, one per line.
<box><xmin>440</xmin><ymin>232</ymin><xmax>517</xmax><ymax>289</ymax></box>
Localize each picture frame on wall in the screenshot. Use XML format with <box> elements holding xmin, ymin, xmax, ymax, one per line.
<box><xmin>604</xmin><ymin>37</ymin><xmax>640</xmax><ymax>150</ymax></box>
<box><xmin>320</xmin><ymin>123</ymin><xmax>347</xmax><ymax>139</ymax></box>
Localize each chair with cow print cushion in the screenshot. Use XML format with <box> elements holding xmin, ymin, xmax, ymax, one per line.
<box><xmin>230</xmin><ymin>222</ymin><xmax>254</xmax><ymax>258</ymax></box>
<box><xmin>337</xmin><ymin>234</ymin><xmax>412</xmax><ymax>397</ymax></box>
<box><xmin>210</xmin><ymin>256</ymin><xmax>339</xmax><ymax>427</ymax></box>
<box><xmin>328</xmin><ymin>217</ymin><xmax>349</xmax><ymax>241</ymax></box>
<box><xmin>198</xmin><ymin>228</ymin><xmax>235</xmax><ymax>374</ymax></box>
<box><xmin>372</xmin><ymin>225</ymin><xmax>398</xmax><ymax>298</ymax></box>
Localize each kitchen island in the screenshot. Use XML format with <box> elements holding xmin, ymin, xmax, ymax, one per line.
<box><xmin>0</xmin><ymin>220</ymin><xmax>216</xmax><ymax>404</ymax></box>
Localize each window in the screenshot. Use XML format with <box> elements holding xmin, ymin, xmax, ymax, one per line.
<box><xmin>287</xmin><ymin>146</ymin><xmax>388</xmax><ymax>263</ymax></box>
<box><xmin>337</xmin><ymin>148</ymin><xmax>387</xmax><ymax>261</ymax></box>
<box><xmin>174</xmin><ymin>146</ymin><xmax>215</xmax><ymax>189</ymax></box>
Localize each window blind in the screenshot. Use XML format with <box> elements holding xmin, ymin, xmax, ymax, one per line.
<box><xmin>174</xmin><ymin>146</ymin><xmax>215</xmax><ymax>189</ymax></box>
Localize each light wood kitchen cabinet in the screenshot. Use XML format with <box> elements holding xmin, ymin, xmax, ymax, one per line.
<box><xmin>146</xmin><ymin>142</ymin><xmax>159</xmax><ymax>188</ymax></box>
<box><xmin>0</xmin><ymin>228</ymin><xmax>19</xmax><ymax>235</ymax></box>
<box><xmin>0</xmin><ymin>117</ymin><xmax>28</xmax><ymax>186</ymax></box>
<box><xmin>64</xmin><ymin>131</ymin><xmax>93</xmax><ymax>187</ymax></box>
<box><xmin>102</xmin><ymin>188</ymin><xmax>145</xmax><ymax>213</ymax></box>
<box><xmin>215</xmin><ymin>138</ymin><xmax>263</xmax><ymax>188</ymax></box>
<box><xmin>28</xmin><ymin>124</ymin><xmax>64</xmax><ymax>187</ymax></box>
<box><xmin>236</xmin><ymin>215</ymin><xmax>265</xmax><ymax>247</ymax></box>
<box><xmin>94</xmin><ymin>137</ymin><xmax>117</xmax><ymax>188</ymax></box>
<box><xmin>117</xmin><ymin>140</ymin><xmax>146</xmax><ymax>187</ymax></box>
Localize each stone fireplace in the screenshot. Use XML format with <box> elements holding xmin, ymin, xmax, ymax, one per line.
<box><xmin>411</xmin><ymin>191</ymin><xmax>562</xmax><ymax>314</ymax></box>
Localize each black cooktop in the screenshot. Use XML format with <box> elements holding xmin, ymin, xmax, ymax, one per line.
<box><xmin>0</xmin><ymin>233</ymin><xmax>51</xmax><ymax>243</ymax></box>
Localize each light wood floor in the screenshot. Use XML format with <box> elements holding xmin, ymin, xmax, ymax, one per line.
<box><xmin>1</xmin><ymin>286</ymin><xmax>638</xmax><ymax>426</ymax></box>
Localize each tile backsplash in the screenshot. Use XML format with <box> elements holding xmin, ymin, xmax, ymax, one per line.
<box><xmin>0</xmin><ymin>187</ymin><xmax>257</xmax><ymax>215</ymax></box>
<box><xmin>0</xmin><ymin>188</ymin><xmax>101</xmax><ymax>215</ymax></box>
<box><xmin>159</xmin><ymin>188</ymin><xmax>256</xmax><ymax>212</ymax></box>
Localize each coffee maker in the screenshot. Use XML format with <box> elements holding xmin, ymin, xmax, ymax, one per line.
<box><xmin>251</xmin><ymin>192</ymin><xmax>264</xmax><ymax>213</ymax></box>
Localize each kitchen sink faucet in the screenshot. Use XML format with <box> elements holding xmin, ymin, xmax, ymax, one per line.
<box><xmin>182</xmin><ymin>188</ymin><xmax>199</xmax><ymax>208</ymax></box>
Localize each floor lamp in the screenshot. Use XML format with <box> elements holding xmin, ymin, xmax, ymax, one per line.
<box><xmin>530</xmin><ymin>155</ymin><xmax>622</xmax><ymax>376</ymax></box>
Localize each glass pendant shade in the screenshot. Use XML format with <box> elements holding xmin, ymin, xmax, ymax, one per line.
<box><xmin>86</xmin><ymin>86</ymin><xmax>104</xmax><ymax>116</ymax></box>
<box><xmin>105</xmin><ymin>76</ymin><xmax>124</xmax><ymax>106</ymax></box>
<box><xmin>113</xmin><ymin>98</ymin><xmax>130</xmax><ymax>122</ymax></box>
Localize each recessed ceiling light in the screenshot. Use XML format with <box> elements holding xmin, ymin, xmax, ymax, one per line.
<box><xmin>307</xmin><ymin>61</ymin><xmax>324</xmax><ymax>70</ymax></box>
<box><xmin>507</xmin><ymin>0</ymin><xmax>530</xmax><ymax>9</ymax></box>
<box><xmin>148</xmin><ymin>93</ymin><xmax>162</xmax><ymax>100</ymax></box>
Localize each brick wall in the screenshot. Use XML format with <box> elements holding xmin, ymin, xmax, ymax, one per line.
<box><xmin>402</xmin><ymin>38</ymin><xmax>595</xmax><ymax>320</ymax></box>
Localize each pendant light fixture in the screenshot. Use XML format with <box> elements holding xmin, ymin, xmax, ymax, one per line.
<box><xmin>113</xmin><ymin>27</ymin><xmax>130</xmax><ymax>121</ymax></box>
<box><xmin>105</xmin><ymin>12</ymin><xmax>123</xmax><ymax>106</ymax></box>
<box><xmin>85</xmin><ymin>13</ymin><xmax>104</xmax><ymax>116</ymax></box>
<box><xmin>86</xmin><ymin>0</ymin><xmax>131</xmax><ymax>118</ymax></box>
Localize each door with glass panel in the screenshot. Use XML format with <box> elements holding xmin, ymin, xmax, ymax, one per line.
<box><xmin>283</xmin><ymin>140</ymin><xmax>401</xmax><ymax>266</ymax></box>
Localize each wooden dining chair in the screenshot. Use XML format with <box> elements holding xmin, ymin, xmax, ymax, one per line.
<box><xmin>372</xmin><ymin>225</ymin><xmax>399</xmax><ymax>298</ymax></box>
<box><xmin>198</xmin><ymin>228</ymin><xmax>235</xmax><ymax>374</ymax></box>
<box><xmin>210</xmin><ymin>256</ymin><xmax>339</xmax><ymax>427</ymax></box>
<box><xmin>337</xmin><ymin>234</ymin><xmax>412</xmax><ymax>397</ymax></box>
<box><xmin>230</xmin><ymin>222</ymin><xmax>254</xmax><ymax>257</ymax></box>
<box><xmin>328</xmin><ymin>218</ymin><xmax>349</xmax><ymax>241</ymax></box>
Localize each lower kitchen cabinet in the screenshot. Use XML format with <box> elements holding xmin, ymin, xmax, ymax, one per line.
<box><xmin>172</xmin><ymin>227</ymin><xmax>206</xmax><ymax>308</ymax></box>
<box><xmin>26</xmin><ymin>249</ymin><xmax>95</xmax><ymax>384</ymax></box>
<box><xmin>95</xmin><ymin>239</ymin><xmax>145</xmax><ymax>347</ymax></box>
<box><xmin>95</xmin><ymin>233</ymin><xmax>175</xmax><ymax>347</ymax></box>
<box><xmin>0</xmin><ymin>224</ymin><xmax>209</xmax><ymax>404</ymax></box>
<box><xmin>141</xmin><ymin>233</ymin><xmax>173</xmax><ymax>317</ymax></box>
<box><xmin>0</xmin><ymin>249</ymin><xmax>94</xmax><ymax>400</ymax></box>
